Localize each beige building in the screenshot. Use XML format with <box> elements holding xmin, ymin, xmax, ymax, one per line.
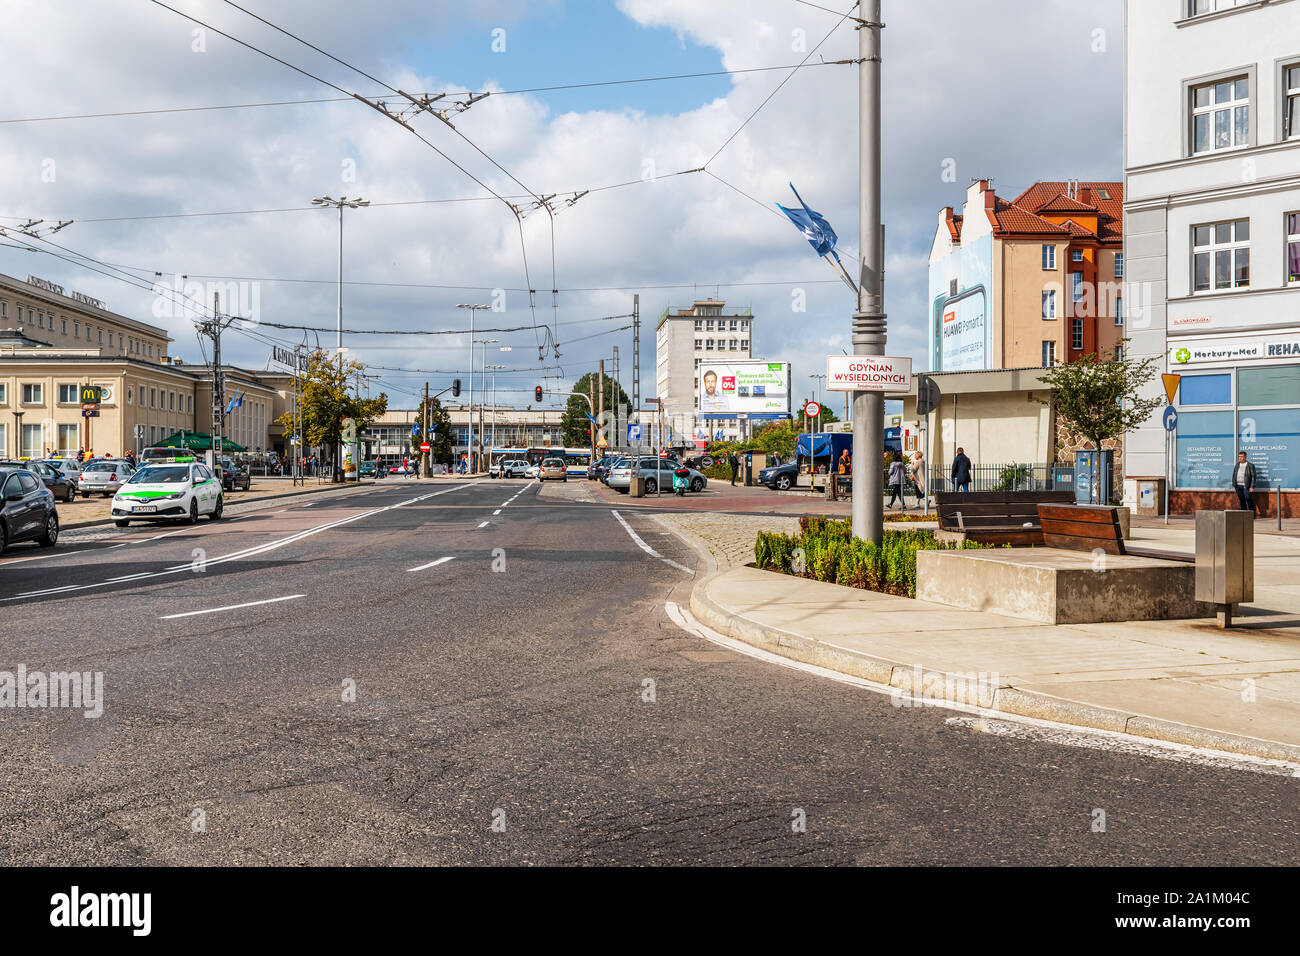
<box><xmin>928</xmin><ymin>180</ymin><xmax>1125</xmax><ymax>373</ymax></box>
<box><xmin>655</xmin><ymin>299</ymin><xmax>755</xmax><ymax>442</ymax></box>
<box><xmin>0</xmin><ymin>272</ymin><xmax>287</xmax><ymax>458</ymax></box>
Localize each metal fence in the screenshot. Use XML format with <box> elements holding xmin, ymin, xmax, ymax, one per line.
<box><xmin>917</xmin><ymin>460</ymin><xmax>1123</xmax><ymax>504</ymax></box>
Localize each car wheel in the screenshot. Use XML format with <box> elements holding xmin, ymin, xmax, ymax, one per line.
<box><xmin>38</xmin><ymin>512</ymin><xmax>59</xmax><ymax>547</ymax></box>
<box><xmin>102</xmin><ymin>492</ymin><xmax>112</xmax><ymax>498</ymax></box>
<box><xmin>188</xmin><ymin>499</ymin><xmax>199</xmax><ymax>525</ymax></box>
<box><xmin>645</xmin><ymin>478</ymin><xmax>657</xmax><ymax>494</ymax></box>
<box><xmin>243</xmin><ymin>477</ymin><xmax>250</xmax><ymax>491</ymax></box>
<box><xmin>80</xmin><ymin>492</ymin><xmax>90</xmax><ymax>499</ymax></box>
<box><xmin>115</xmin><ymin>520</ymin><xmax>130</xmax><ymax>528</ymax></box>
<box><xmin>65</xmin><ymin>486</ymin><xmax>74</xmax><ymax>502</ymax></box>
<box><xmin>690</xmin><ymin>477</ymin><xmax>704</xmax><ymax>492</ymax></box>
<box><xmin>0</xmin><ymin>524</ymin><xmax>7</xmax><ymax>556</ymax></box>
<box><xmin>775</xmin><ymin>475</ymin><xmax>792</xmax><ymax>491</ymax></box>
<box><xmin>210</xmin><ymin>496</ymin><xmax>224</xmax><ymax>521</ymax></box>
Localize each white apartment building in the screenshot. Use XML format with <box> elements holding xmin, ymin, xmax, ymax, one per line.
<box><xmin>1125</xmin><ymin>0</ymin><xmax>1300</xmax><ymax>514</ymax></box>
<box><xmin>654</xmin><ymin>299</ymin><xmax>754</xmax><ymax>444</ymax></box>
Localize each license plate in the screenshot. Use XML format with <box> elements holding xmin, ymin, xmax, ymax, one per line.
<box><xmin>132</xmin><ymin>504</ymin><xmax>157</xmax><ymax>513</ymax></box>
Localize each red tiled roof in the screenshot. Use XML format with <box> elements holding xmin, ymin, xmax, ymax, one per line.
<box><xmin>1012</xmin><ymin>181</ymin><xmax>1124</xmax><ymax>240</ymax></box>
<box><xmin>990</xmin><ymin>198</ymin><xmax>1070</xmax><ymax>236</ymax></box>
<box><xmin>1033</xmin><ymin>192</ymin><xmax>1098</xmax><ymax>214</ymax></box>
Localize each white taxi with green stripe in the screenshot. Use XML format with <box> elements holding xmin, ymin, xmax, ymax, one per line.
<box><xmin>111</xmin><ymin>456</ymin><xmax>224</xmax><ymax>527</ymax></box>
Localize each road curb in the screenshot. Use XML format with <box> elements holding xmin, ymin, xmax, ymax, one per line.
<box><xmin>686</xmin><ymin>567</ymin><xmax>1300</xmax><ymax>765</ymax></box>
<box><xmin>58</xmin><ymin>480</ymin><xmax>384</xmax><ymax>531</ymax></box>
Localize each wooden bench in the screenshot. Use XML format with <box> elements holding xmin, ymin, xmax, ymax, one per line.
<box><xmin>934</xmin><ymin>490</ymin><xmax>1075</xmax><ymax>546</ymax></box>
<box><xmin>1037</xmin><ymin>504</ymin><xmax>1193</xmax><ymax>562</ymax></box>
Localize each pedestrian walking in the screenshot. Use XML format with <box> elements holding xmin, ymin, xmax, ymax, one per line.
<box><xmin>951</xmin><ymin>447</ymin><xmax>972</xmax><ymax>493</ymax></box>
<box><xmin>909</xmin><ymin>450</ymin><xmax>926</xmax><ymax>505</ymax></box>
<box><xmin>837</xmin><ymin>448</ymin><xmax>851</xmax><ymax>476</ymax></box>
<box><xmin>886</xmin><ymin>452</ymin><xmax>909</xmax><ymax>510</ymax></box>
<box><xmin>1232</xmin><ymin>451</ymin><xmax>1257</xmax><ymax>515</ymax></box>
<box><xmin>728</xmin><ymin>451</ymin><xmax>738</xmax><ymax>486</ymax></box>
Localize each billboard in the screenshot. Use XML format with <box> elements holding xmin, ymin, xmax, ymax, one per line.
<box><xmin>928</xmin><ymin>232</ymin><xmax>993</xmax><ymax>371</ymax></box>
<box><xmin>697</xmin><ymin>361</ymin><xmax>790</xmax><ymax>419</ymax></box>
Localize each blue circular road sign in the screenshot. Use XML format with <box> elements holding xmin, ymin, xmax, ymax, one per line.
<box><xmin>1163</xmin><ymin>406</ymin><xmax>1178</xmax><ymax>432</ymax></box>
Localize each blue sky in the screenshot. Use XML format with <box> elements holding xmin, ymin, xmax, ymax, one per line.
<box><xmin>402</xmin><ymin>3</ymin><xmax>733</xmax><ymax>116</ymax></box>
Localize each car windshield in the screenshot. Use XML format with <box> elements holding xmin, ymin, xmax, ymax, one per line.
<box><xmin>128</xmin><ymin>466</ymin><xmax>191</xmax><ymax>484</ymax></box>
<box><xmin>543</xmin><ymin>459</ymin><xmax>563</xmax><ymax>466</ymax></box>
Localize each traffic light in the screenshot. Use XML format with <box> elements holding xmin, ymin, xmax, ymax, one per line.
<box><xmin>535</xmin><ymin>385</ymin><xmax>543</xmax><ymax>402</ymax></box>
<box><xmin>452</xmin><ymin>378</ymin><xmax>461</xmax><ymax>397</ymax></box>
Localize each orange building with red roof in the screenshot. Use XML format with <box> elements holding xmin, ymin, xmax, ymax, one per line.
<box><xmin>928</xmin><ymin>179</ymin><xmax>1125</xmax><ymax>372</ymax></box>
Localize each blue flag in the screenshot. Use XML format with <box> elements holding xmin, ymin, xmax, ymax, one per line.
<box><xmin>224</xmin><ymin>389</ymin><xmax>244</xmax><ymax>414</ymax></box>
<box><xmin>776</xmin><ymin>183</ymin><xmax>840</xmax><ymax>262</ymax></box>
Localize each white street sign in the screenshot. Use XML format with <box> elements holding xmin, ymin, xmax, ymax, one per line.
<box><xmin>826</xmin><ymin>355</ymin><xmax>913</xmax><ymax>391</ymax></box>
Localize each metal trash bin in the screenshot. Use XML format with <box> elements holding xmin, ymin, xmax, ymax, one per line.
<box><xmin>1195</xmin><ymin>510</ymin><xmax>1254</xmax><ymax>628</ymax></box>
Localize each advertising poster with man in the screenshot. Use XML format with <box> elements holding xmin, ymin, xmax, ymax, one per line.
<box><xmin>697</xmin><ymin>362</ymin><xmax>790</xmax><ymax>418</ymax></box>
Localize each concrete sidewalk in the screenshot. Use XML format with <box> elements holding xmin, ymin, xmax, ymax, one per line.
<box><xmin>666</xmin><ymin>513</ymin><xmax>1300</xmax><ymax>763</ymax></box>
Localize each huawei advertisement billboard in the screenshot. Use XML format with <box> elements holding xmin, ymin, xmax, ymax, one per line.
<box><xmin>697</xmin><ymin>361</ymin><xmax>790</xmax><ymax>419</ymax></box>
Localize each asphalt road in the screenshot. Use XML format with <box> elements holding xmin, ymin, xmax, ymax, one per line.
<box><xmin>0</xmin><ymin>478</ymin><xmax>1296</xmax><ymax>865</ymax></box>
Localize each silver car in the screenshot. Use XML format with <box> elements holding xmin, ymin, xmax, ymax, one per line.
<box><xmin>606</xmin><ymin>456</ymin><xmax>696</xmax><ymax>494</ymax></box>
<box><xmin>78</xmin><ymin>460</ymin><xmax>134</xmax><ymax>497</ymax></box>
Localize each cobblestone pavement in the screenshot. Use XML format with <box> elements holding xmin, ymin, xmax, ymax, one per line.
<box><xmin>651</xmin><ymin>511</ymin><xmax>799</xmax><ymax>571</ymax></box>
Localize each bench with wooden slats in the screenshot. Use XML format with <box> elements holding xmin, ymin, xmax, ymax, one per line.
<box><xmin>934</xmin><ymin>490</ymin><xmax>1076</xmax><ymax>546</ymax></box>
<box><xmin>1037</xmin><ymin>503</ymin><xmax>1194</xmax><ymax>562</ymax></box>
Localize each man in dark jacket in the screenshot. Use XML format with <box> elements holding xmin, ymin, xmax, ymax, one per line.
<box><xmin>951</xmin><ymin>447</ymin><xmax>972</xmax><ymax>493</ymax></box>
<box><xmin>1232</xmin><ymin>451</ymin><xmax>1257</xmax><ymax>514</ymax></box>
<box><xmin>728</xmin><ymin>451</ymin><xmax>739</xmax><ymax>486</ymax></box>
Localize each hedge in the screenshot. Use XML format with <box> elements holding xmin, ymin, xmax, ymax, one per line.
<box><xmin>754</xmin><ymin>517</ymin><xmax>989</xmax><ymax>598</ymax></box>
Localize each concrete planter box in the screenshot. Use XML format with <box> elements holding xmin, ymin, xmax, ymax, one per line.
<box><xmin>917</xmin><ymin>548</ymin><xmax>1215</xmax><ymax>625</ymax></box>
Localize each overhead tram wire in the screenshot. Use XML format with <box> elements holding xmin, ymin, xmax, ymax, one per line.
<box><xmin>145</xmin><ymin>0</ymin><xmax>551</xmax><ymax>353</ymax></box>
<box><xmin>0</xmin><ymin>61</ymin><xmax>851</xmax><ymax>126</ymax></box>
<box><xmin>208</xmin><ymin>0</ymin><xmax>559</xmax><ymax>358</ymax></box>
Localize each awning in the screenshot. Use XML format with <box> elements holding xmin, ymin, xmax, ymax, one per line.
<box><xmin>154</xmin><ymin>432</ymin><xmax>248</xmax><ymax>452</ymax></box>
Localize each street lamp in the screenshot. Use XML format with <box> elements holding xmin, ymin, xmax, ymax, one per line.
<box><xmin>312</xmin><ymin>195</ymin><xmax>368</xmax><ymax>480</ymax></box>
<box><xmin>485</xmin><ymin>364</ymin><xmax>506</xmax><ymax>453</ymax></box>
<box><xmin>473</xmin><ymin>338</ymin><xmax>498</xmax><ymax>470</ymax></box>
<box><xmin>457</xmin><ymin>304</ymin><xmax>491</xmax><ymax>472</ymax></box>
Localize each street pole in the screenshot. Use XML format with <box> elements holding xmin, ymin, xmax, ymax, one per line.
<box><xmin>851</xmin><ymin>0</ymin><xmax>886</xmax><ymax>545</ymax></box>
<box><xmin>211</xmin><ymin>292</ymin><xmax>224</xmax><ymax>475</ymax></box>
<box><xmin>423</xmin><ymin>381</ymin><xmax>430</xmax><ymax>477</ymax></box>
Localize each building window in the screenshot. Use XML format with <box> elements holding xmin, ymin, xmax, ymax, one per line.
<box><xmin>150</xmin><ymin>388</ymin><xmax>156</xmax><ymax>408</ymax></box>
<box><xmin>1115</xmin><ymin>295</ymin><xmax>1123</xmax><ymax>326</ymax></box>
<box><xmin>1192</xmin><ymin>219</ymin><xmax>1249</xmax><ymax>292</ymax></box>
<box><xmin>169</xmin><ymin>392</ymin><xmax>175</xmax><ymax>412</ymax></box>
<box><xmin>1191</xmin><ymin>76</ymin><xmax>1249</xmax><ymax>154</ymax></box>
<box><xmin>1041</xmin><ymin>341</ymin><xmax>1056</xmax><ymax>367</ymax></box>
<box><xmin>57</xmin><ymin>423</ymin><xmax>78</xmax><ymax>454</ymax></box>
<box><xmin>705</xmin><ymin>320</ymin><xmax>713</xmax><ymax>331</ymax></box>
<box><xmin>22</xmin><ymin>424</ymin><xmax>42</xmax><ymax>458</ymax></box>
<box><xmin>1286</xmin><ymin>65</ymin><xmax>1300</xmax><ymax>139</ymax></box>
<box><xmin>1187</xmin><ymin>0</ymin><xmax>1254</xmax><ymax>16</ymax></box>
<box><xmin>22</xmin><ymin>384</ymin><xmax>42</xmax><ymax>404</ymax></box>
<box><xmin>74</xmin><ymin>322</ymin><xmax>80</xmax><ymax>339</ymax></box>
<box><xmin>58</xmin><ymin>384</ymin><xmax>78</xmax><ymax>404</ymax></box>
<box><xmin>694</xmin><ymin>358</ymin><xmax>701</xmax><ymax>369</ymax></box>
<box><xmin>61</xmin><ymin>317</ymin><xmax>66</xmax><ymax>334</ymax></box>
<box><xmin>694</xmin><ymin>339</ymin><xmax>702</xmax><ymax>351</ymax></box>
<box><xmin>1071</xmin><ymin>318</ymin><xmax>1084</xmax><ymax>351</ymax></box>
<box><xmin>728</xmin><ymin>339</ymin><xmax>737</xmax><ymax>351</ymax></box>
<box><xmin>741</xmin><ymin>320</ymin><xmax>748</xmax><ymax>330</ymax></box>
<box><xmin>1042</xmin><ymin>290</ymin><xmax>1057</xmax><ymax>319</ymax></box>
<box><xmin>1287</xmin><ymin>212</ymin><xmax>1300</xmax><ymax>285</ymax></box>
<box><xmin>1071</xmin><ymin>272</ymin><xmax>1085</xmax><ymax>303</ymax></box>
<box><xmin>706</xmin><ymin>339</ymin><xmax>714</xmax><ymax>350</ymax></box>
<box><xmin>1041</xmin><ymin>245</ymin><xmax>1055</xmax><ymax>269</ymax></box>
<box><xmin>729</xmin><ymin>320</ymin><xmax>737</xmax><ymax>331</ymax></box>
<box><xmin>1072</xmin><ymin>249</ymin><xmax>1084</xmax><ymax>263</ymax></box>
<box><xmin>1114</xmin><ymin>253</ymin><xmax>1123</xmax><ymax>278</ymax></box>
<box><xmin>0</xmin><ymin>384</ymin><xmax>6</xmax><ymax>403</ymax></box>
<box><xmin>740</xmin><ymin>340</ymin><xmax>748</xmax><ymax>350</ymax></box>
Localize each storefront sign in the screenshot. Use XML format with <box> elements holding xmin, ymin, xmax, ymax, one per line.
<box><xmin>1168</xmin><ymin>333</ymin><xmax>1300</xmax><ymax>367</ymax></box>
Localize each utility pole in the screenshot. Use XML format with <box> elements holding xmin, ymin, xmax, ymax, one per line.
<box><xmin>589</xmin><ymin>373</ymin><xmax>596</xmax><ymax>462</ymax></box>
<box><xmin>457</xmin><ymin>304</ymin><xmax>490</xmax><ymax>472</ymax></box>
<box><xmin>852</xmin><ymin>0</ymin><xmax>887</xmax><ymax>545</ymax></box>
<box><xmin>631</xmin><ymin>294</ymin><xmax>640</xmax><ymax>448</ymax></box>
<box><xmin>422</xmin><ymin>381</ymin><xmax>430</xmax><ymax>477</ymax></box>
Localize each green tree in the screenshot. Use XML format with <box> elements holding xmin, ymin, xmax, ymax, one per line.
<box><xmin>276</xmin><ymin>349</ymin><xmax>388</xmax><ymax>481</ymax></box>
<box><xmin>410</xmin><ymin>393</ymin><xmax>453</xmax><ymax>465</ymax></box>
<box><xmin>560</xmin><ymin>371</ymin><xmax>631</xmax><ymax>449</ymax></box>
<box><xmin>795</xmin><ymin>398</ymin><xmax>840</xmax><ymax>430</ymax></box>
<box><xmin>1035</xmin><ymin>340</ymin><xmax>1164</xmax><ymax>498</ymax></box>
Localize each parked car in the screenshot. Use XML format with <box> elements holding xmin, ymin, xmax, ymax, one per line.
<box><xmin>0</xmin><ymin>465</ymin><xmax>59</xmax><ymax>555</ymax></box>
<box><xmin>43</xmin><ymin>457</ymin><xmax>82</xmax><ymax>482</ymax></box>
<box><xmin>757</xmin><ymin>461</ymin><xmax>800</xmax><ymax>492</ymax></box>
<box><xmin>525</xmin><ymin>462</ymin><xmax>540</xmax><ymax>479</ymax></box>
<box><xmin>19</xmin><ymin>460</ymin><xmax>77</xmax><ymax>502</ymax></box>
<box><xmin>606</xmin><ymin>456</ymin><xmax>706</xmax><ymax>494</ymax></box>
<box><xmin>538</xmin><ymin>457</ymin><xmax>567</xmax><ymax>482</ymax></box>
<box><xmin>600</xmin><ymin>457</ymin><xmax>628</xmax><ymax>485</ymax></box>
<box><xmin>589</xmin><ymin>456</ymin><xmax>617</xmax><ymax>481</ymax></box>
<box><xmin>492</xmin><ymin>459</ymin><xmax>529</xmax><ymax>478</ymax></box>
<box><xmin>218</xmin><ymin>456</ymin><xmax>251</xmax><ymax>492</ymax></box>
<box><xmin>78</xmin><ymin>459</ymin><xmax>134</xmax><ymax>498</ymax></box>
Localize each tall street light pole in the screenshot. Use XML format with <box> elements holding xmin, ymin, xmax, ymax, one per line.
<box><xmin>474</xmin><ymin>337</ymin><xmax>498</xmax><ymax>469</ymax></box>
<box><xmin>456</xmin><ymin>304</ymin><xmax>491</xmax><ymax>472</ymax></box>
<box><xmin>852</xmin><ymin>1</ymin><xmax>886</xmax><ymax>544</ymax></box>
<box><xmin>312</xmin><ymin>195</ymin><xmax>368</xmax><ymax>480</ymax></box>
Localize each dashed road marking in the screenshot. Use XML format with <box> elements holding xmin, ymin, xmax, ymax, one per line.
<box><xmin>407</xmin><ymin>556</ymin><xmax>455</xmax><ymax>573</ymax></box>
<box><xmin>161</xmin><ymin>594</ymin><xmax>305</xmax><ymax>620</ymax></box>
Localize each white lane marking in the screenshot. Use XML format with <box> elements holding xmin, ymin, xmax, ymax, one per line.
<box><xmin>663</xmin><ymin>601</ymin><xmax>1300</xmax><ymax>779</ymax></box>
<box><xmin>161</xmin><ymin>594</ymin><xmax>305</xmax><ymax>620</ymax></box>
<box><xmin>477</xmin><ymin>521</ymin><xmax>489</xmax><ymax>529</ymax></box>
<box><xmin>407</xmin><ymin>556</ymin><xmax>455</xmax><ymax>573</ymax></box>
<box><xmin>493</xmin><ymin>510</ymin><xmax>501</xmax><ymax>516</ymax></box>
<box><xmin>300</xmin><ymin>502</ymin><xmax>315</xmax><ymax>508</ymax></box>
<box><xmin>0</xmin><ymin>548</ymin><xmax>92</xmax><ymax>566</ymax></box>
<box><xmin>611</xmin><ymin>510</ymin><xmax>694</xmax><ymax>575</ymax></box>
<box><xmin>5</xmin><ymin>482</ymin><xmax>483</xmax><ymax>601</ymax></box>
